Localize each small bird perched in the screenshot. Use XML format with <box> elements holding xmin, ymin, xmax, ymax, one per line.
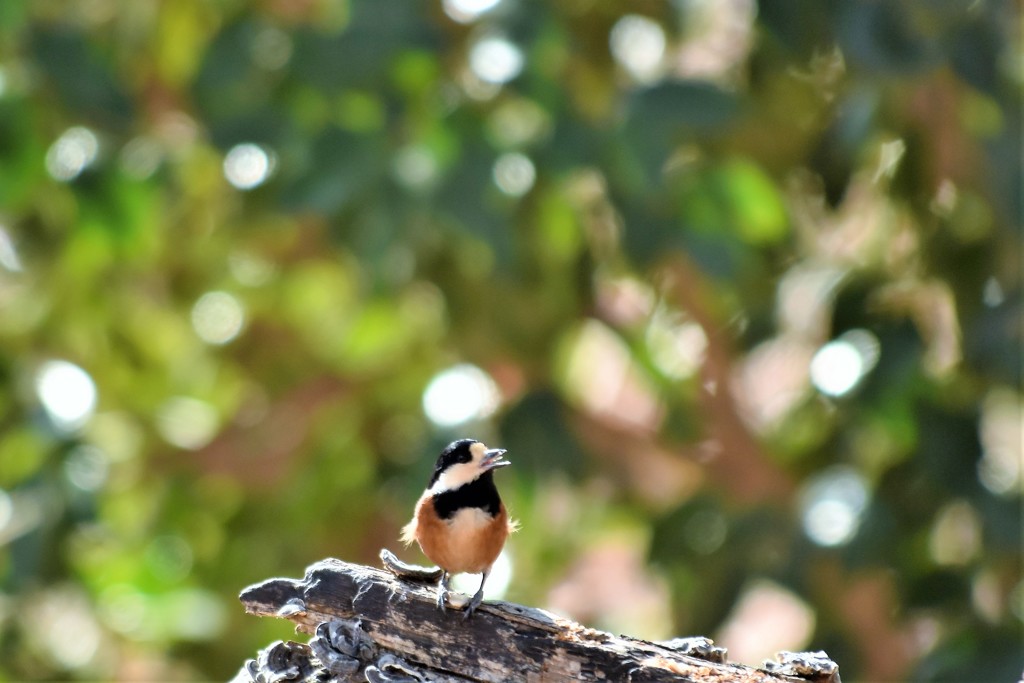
<box><xmin>401</xmin><ymin>438</ymin><xmax>515</xmax><ymax>619</ymax></box>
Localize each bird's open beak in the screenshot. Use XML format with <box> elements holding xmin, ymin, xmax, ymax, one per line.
<box><xmin>481</xmin><ymin>448</ymin><xmax>510</xmax><ymax>471</ymax></box>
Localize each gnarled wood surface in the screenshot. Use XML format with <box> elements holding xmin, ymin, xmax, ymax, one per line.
<box><xmin>235</xmin><ymin>553</ymin><xmax>840</xmax><ymax>683</ymax></box>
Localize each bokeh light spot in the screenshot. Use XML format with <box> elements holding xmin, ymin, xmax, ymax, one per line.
<box><xmin>874</xmin><ymin>138</ymin><xmax>906</xmax><ymax>182</ymax></box>
<box><xmin>809</xmin><ymin>329</ymin><xmax>879</xmax><ymax>397</ymax></box>
<box><xmin>228</xmin><ymin>251</ymin><xmax>277</xmax><ymax>287</ymax></box>
<box><xmin>982</xmin><ymin>277</ymin><xmax>1005</xmax><ymax>307</ymax></box>
<box><xmin>145</xmin><ymin>535</ymin><xmax>195</xmax><ymax>583</ymax></box>
<box><xmin>48</xmin><ymin>612</ymin><xmax>100</xmax><ymax>668</ymax></box>
<box><xmin>469</xmin><ymin>36</ymin><xmax>524</xmax><ymax>84</ymax></box>
<box><xmin>492</xmin><ymin>152</ymin><xmax>535</xmax><ymax>197</ymax></box>
<box><xmin>487</xmin><ymin>98</ymin><xmax>551</xmax><ymax>148</ymax></box>
<box><xmin>717</xmin><ymin>579</ymin><xmax>815</xmax><ymax>666</ymax></box>
<box><xmin>563</xmin><ymin>319</ymin><xmax>664</xmax><ymax>431</ymax></box>
<box><xmin>451</xmin><ymin>547</ymin><xmax>513</xmax><ymax>599</ymax></box>
<box><xmin>99</xmin><ymin>585</ymin><xmax>147</xmax><ymax>637</ymax></box>
<box><xmin>0</xmin><ymin>488</ymin><xmax>11</xmax><ymax>532</ymax></box>
<box><xmin>929</xmin><ymin>500</ymin><xmax>981</xmax><ymax>566</ymax></box>
<box><xmin>422</xmin><ymin>363</ymin><xmax>500</xmax><ymax>428</ymax></box>
<box><xmin>1010</xmin><ymin>579</ymin><xmax>1024</xmax><ymax>623</ymax></box>
<box><xmin>977</xmin><ymin>387</ymin><xmax>1022</xmax><ymax>496</ymax></box>
<box><xmin>35</xmin><ymin>589</ymin><xmax>102</xmax><ymax>669</ymax></box>
<box><xmin>800</xmin><ymin>466</ymin><xmax>869</xmax><ymax>547</ymax></box>
<box><xmin>223</xmin><ymin>143</ymin><xmax>275</xmax><ymax>190</ymax></box>
<box><xmin>0</xmin><ymin>225</ymin><xmax>23</xmax><ymax>272</ymax></box>
<box><xmin>191</xmin><ymin>290</ymin><xmax>245</xmax><ymax>345</ymax></box>
<box><xmin>443</xmin><ymin>0</ymin><xmax>501</xmax><ymax>23</ymax></box>
<box><xmin>35</xmin><ymin>360</ymin><xmax>98</xmax><ymax>433</ymax></box>
<box><xmin>45</xmin><ymin>126</ymin><xmax>99</xmax><ymax>181</ymax></box>
<box><xmin>64</xmin><ymin>445</ymin><xmax>109</xmax><ymax>492</ymax></box>
<box><xmin>684</xmin><ymin>509</ymin><xmax>727</xmax><ymax>555</ymax></box>
<box><xmin>119</xmin><ymin>136</ymin><xmax>163</xmax><ymax>180</ymax></box>
<box><xmin>610</xmin><ymin>15</ymin><xmax>666</xmax><ymax>82</ymax></box>
<box><xmin>156</xmin><ymin>397</ymin><xmax>219</xmax><ymax>450</ymax></box>
<box><xmin>646</xmin><ymin>312</ymin><xmax>708</xmax><ymax>380</ymax></box>
<box><xmin>393</xmin><ymin>145</ymin><xmax>440</xmax><ymax>191</ymax></box>
<box><xmin>166</xmin><ymin>589</ymin><xmax>228</xmax><ymax>640</ymax></box>
<box><xmin>250</xmin><ymin>26</ymin><xmax>293</xmax><ymax>70</ymax></box>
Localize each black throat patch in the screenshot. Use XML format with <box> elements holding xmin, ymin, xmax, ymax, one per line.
<box><xmin>432</xmin><ymin>472</ymin><xmax>501</xmax><ymax>520</ymax></box>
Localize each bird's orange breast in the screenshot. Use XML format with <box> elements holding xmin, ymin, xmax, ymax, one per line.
<box><xmin>409</xmin><ymin>496</ymin><xmax>510</xmax><ymax>575</ymax></box>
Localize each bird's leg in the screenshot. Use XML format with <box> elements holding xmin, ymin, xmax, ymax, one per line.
<box><xmin>463</xmin><ymin>571</ymin><xmax>488</xmax><ymax>620</ymax></box>
<box><xmin>436</xmin><ymin>571</ymin><xmax>450</xmax><ymax>611</ymax></box>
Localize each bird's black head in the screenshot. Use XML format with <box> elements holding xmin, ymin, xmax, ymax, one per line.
<box><xmin>427</xmin><ymin>438</ymin><xmax>510</xmax><ymax>492</ymax></box>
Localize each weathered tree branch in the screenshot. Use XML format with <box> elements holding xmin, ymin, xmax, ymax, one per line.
<box><xmin>234</xmin><ymin>552</ymin><xmax>840</xmax><ymax>683</ymax></box>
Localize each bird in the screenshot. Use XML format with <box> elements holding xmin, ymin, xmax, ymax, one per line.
<box><xmin>401</xmin><ymin>438</ymin><xmax>515</xmax><ymax>619</ymax></box>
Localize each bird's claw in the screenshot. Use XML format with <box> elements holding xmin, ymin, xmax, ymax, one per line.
<box><xmin>462</xmin><ymin>589</ymin><xmax>485</xmax><ymax>620</ymax></box>
<box><xmin>435</xmin><ymin>572</ymin><xmax>450</xmax><ymax>611</ymax></box>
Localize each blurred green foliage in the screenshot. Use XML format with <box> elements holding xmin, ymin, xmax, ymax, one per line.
<box><xmin>0</xmin><ymin>0</ymin><xmax>1020</xmax><ymax>681</ymax></box>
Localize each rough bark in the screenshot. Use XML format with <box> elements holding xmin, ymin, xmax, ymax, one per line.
<box><xmin>234</xmin><ymin>552</ymin><xmax>840</xmax><ymax>683</ymax></box>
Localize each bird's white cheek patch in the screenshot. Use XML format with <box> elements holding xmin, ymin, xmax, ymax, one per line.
<box><xmin>468</xmin><ymin>441</ymin><xmax>488</xmax><ymax>463</ymax></box>
<box><xmin>430</xmin><ymin>462</ymin><xmax>479</xmax><ymax>494</ymax></box>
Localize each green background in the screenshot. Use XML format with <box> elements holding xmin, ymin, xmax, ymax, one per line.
<box><xmin>0</xmin><ymin>1</ymin><xmax>1020</xmax><ymax>681</ymax></box>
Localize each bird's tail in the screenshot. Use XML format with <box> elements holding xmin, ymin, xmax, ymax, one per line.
<box><xmin>399</xmin><ymin>518</ymin><xmax>417</xmax><ymax>546</ymax></box>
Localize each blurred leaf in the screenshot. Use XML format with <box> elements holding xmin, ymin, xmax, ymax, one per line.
<box><xmin>676</xmin><ymin>158</ymin><xmax>789</xmax><ymax>245</ymax></box>
<box><xmin>621</xmin><ymin>82</ymin><xmax>739</xmax><ymax>180</ymax></box>
<box><xmin>289</xmin><ymin>0</ymin><xmax>438</xmax><ymax>92</ymax></box>
<box><xmin>29</xmin><ymin>26</ymin><xmax>133</xmax><ymax>127</ymax></box>
<box><xmin>948</xmin><ymin>16</ymin><xmax>1002</xmax><ymax>95</ymax></box>
<box><xmin>0</xmin><ymin>428</ymin><xmax>48</xmax><ymax>487</ymax></box>
<box><xmin>534</xmin><ymin>189</ymin><xmax>583</xmax><ymax>266</ymax></box>
<box><xmin>0</xmin><ymin>100</ymin><xmax>45</xmax><ymax>209</ymax></box>
<box><xmin>838</xmin><ymin>2</ymin><xmax>938</xmax><ymax>74</ymax></box>
<box><xmin>339</xmin><ymin>299</ymin><xmax>416</xmax><ymax>372</ymax></box>
<box><xmin>155</xmin><ymin>0</ymin><xmax>218</xmax><ymax>87</ymax></box>
<box><xmin>758</xmin><ymin>0</ymin><xmax>834</xmax><ymax>58</ymax></box>
<box><xmin>500</xmin><ymin>391</ymin><xmax>588</xmax><ymax>478</ymax></box>
<box><xmin>279</xmin><ymin>126</ymin><xmax>387</xmax><ymax>214</ymax></box>
<box><xmin>627</xmin><ymin>82</ymin><xmax>739</xmax><ymax>133</ymax></box>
